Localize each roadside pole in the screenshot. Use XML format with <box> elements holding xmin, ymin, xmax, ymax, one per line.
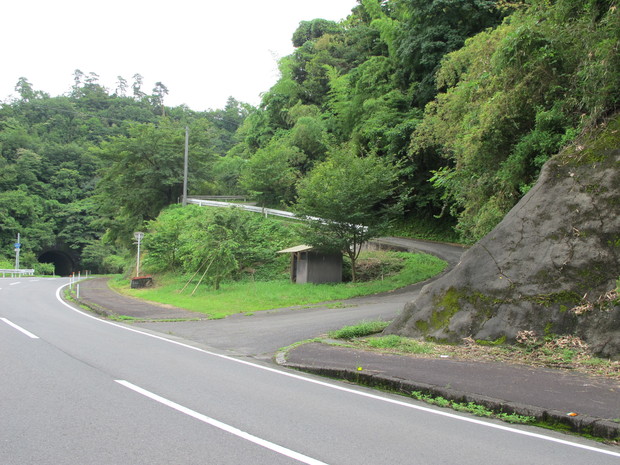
<box><xmin>182</xmin><ymin>126</ymin><xmax>189</xmax><ymax>206</ymax></box>
<box><xmin>134</xmin><ymin>232</ymin><xmax>145</xmax><ymax>277</ymax></box>
<box><xmin>14</xmin><ymin>233</ymin><xmax>21</xmax><ymax>270</ymax></box>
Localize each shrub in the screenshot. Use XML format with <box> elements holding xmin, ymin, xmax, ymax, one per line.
<box><xmin>36</xmin><ymin>262</ymin><xmax>56</xmax><ymax>275</ymax></box>
<box><xmin>143</xmin><ymin>205</ymin><xmax>299</xmax><ymax>283</ymax></box>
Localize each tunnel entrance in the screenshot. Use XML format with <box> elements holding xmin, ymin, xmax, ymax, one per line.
<box><xmin>38</xmin><ymin>251</ymin><xmax>75</xmax><ymax>276</ymax></box>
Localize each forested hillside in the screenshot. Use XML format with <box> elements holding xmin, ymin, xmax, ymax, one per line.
<box><xmin>233</xmin><ymin>0</ymin><xmax>618</xmax><ymax>242</ymax></box>
<box><xmin>1</xmin><ymin>0</ymin><xmax>618</xmax><ymax>275</ymax></box>
<box><xmin>0</xmin><ymin>74</ymin><xmax>247</xmax><ymax>272</ymax></box>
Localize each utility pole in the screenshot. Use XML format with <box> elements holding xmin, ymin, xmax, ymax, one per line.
<box><xmin>182</xmin><ymin>126</ymin><xmax>189</xmax><ymax>206</ymax></box>
<box><xmin>14</xmin><ymin>233</ymin><xmax>21</xmax><ymax>270</ymax></box>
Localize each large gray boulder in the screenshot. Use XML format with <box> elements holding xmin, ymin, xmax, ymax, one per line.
<box><xmin>386</xmin><ymin>118</ymin><xmax>620</xmax><ymax>357</ymax></box>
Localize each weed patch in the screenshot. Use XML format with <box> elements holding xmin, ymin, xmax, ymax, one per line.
<box><xmin>411</xmin><ymin>391</ymin><xmax>535</xmax><ymax>424</ymax></box>
<box><xmin>328</xmin><ymin>321</ymin><xmax>390</xmax><ymax>339</ymax></box>
<box><xmin>367</xmin><ymin>335</ymin><xmax>435</xmax><ymax>354</ymax></box>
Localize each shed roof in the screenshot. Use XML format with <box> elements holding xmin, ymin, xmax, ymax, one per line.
<box><xmin>277</xmin><ymin>245</ymin><xmax>314</xmax><ymax>254</ymax></box>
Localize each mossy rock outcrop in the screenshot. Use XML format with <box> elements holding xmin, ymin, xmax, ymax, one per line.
<box><xmin>386</xmin><ymin>117</ymin><xmax>620</xmax><ymax>357</ymax></box>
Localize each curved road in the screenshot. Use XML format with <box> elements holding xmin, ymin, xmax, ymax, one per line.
<box><xmin>2</xmin><ymin>275</ymin><xmax>620</xmax><ymax>463</ymax></box>
<box><xmin>132</xmin><ymin>237</ymin><xmax>466</xmax><ymax>358</ymax></box>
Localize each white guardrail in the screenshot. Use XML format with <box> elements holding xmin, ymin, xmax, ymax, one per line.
<box><xmin>0</xmin><ymin>269</ymin><xmax>35</xmax><ymax>277</ymax></box>
<box><xmin>186</xmin><ymin>198</ymin><xmax>302</xmax><ymax>220</ymax></box>
<box><xmin>186</xmin><ymin>198</ymin><xmax>358</xmax><ymax>229</ymax></box>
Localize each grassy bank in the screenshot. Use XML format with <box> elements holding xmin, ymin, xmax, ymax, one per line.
<box><xmin>110</xmin><ymin>252</ymin><xmax>446</xmax><ymax>319</ymax></box>
<box><xmin>324</xmin><ymin>321</ymin><xmax>619</xmax><ymax>380</ymax></box>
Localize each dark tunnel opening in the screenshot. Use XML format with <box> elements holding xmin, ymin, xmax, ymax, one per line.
<box><xmin>38</xmin><ymin>251</ymin><xmax>74</xmax><ymax>276</ymax></box>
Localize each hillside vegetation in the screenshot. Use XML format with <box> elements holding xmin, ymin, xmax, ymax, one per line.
<box><xmin>1</xmin><ymin>1</ymin><xmax>618</xmax><ymax>289</ymax></box>
<box><xmin>0</xmin><ymin>81</ymin><xmax>247</xmax><ymax>272</ymax></box>
<box><xmin>387</xmin><ymin>115</ymin><xmax>620</xmax><ymax>356</ymax></box>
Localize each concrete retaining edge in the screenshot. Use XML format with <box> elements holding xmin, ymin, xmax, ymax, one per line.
<box><xmin>282</xmin><ymin>363</ymin><xmax>620</xmax><ymax>441</ymax></box>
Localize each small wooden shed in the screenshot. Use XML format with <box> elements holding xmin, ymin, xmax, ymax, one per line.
<box><xmin>277</xmin><ymin>245</ymin><xmax>342</xmax><ymax>284</ymax></box>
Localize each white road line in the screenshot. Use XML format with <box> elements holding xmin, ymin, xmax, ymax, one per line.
<box><xmin>55</xmin><ymin>284</ymin><xmax>620</xmax><ymax>459</ymax></box>
<box><xmin>116</xmin><ymin>380</ymin><xmax>328</xmax><ymax>465</ymax></box>
<box><xmin>9</xmin><ymin>282</ymin><xmax>20</xmax><ymax>286</ymax></box>
<box><xmin>0</xmin><ymin>318</ymin><xmax>39</xmax><ymax>339</ymax></box>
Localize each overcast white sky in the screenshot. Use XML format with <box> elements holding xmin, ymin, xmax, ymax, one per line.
<box><xmin>1</xmin><ymin>0</ymin><xmax>357</xmax><ymax>111</ymax></box>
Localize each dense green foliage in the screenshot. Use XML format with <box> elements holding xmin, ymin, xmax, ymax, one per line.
<box><xmin>0</xmin><ymin>73</ymin><xmax>246</xmax><ymax>272</ymax></box>
<box><xmin>295</xmin><ymin>146</ymin><xmax>401</xmax><ymax>281</ymax></box>
<box><xmin>142</xmin><ymin>205</ymin><xmax>296</xmax><ymax>284</ymax></box>
<box><xmin>225</xmin><ymin>0</ymin><xmax>619</xmax><ymax>243</ymax></box>
<box><xmin>414</xmin><ymin>0</ymin><xmax>620</xmax><ymax>239</ymax></box>
<box><xmin>2</xmin><ymin>0</ymin><xmax>618</xmax><ymax>278</ymax></box>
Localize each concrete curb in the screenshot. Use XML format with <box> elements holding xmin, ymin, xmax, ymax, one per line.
<box><xmin>62</xmin><ymin>291</ymin><xmax>115</xmax><ymax>319</ymax></box>
<box><xmin>281</xmin><ymin>363</ymin><xmax>620</xmax><ymax>441</ymax></box>
<box><xmin>73</xmin><ymin>297</ymin><xmax>114</xmax><ymax>317</ymax></box>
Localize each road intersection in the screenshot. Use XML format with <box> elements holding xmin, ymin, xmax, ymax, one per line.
<box><xmin>2</xmin><ymin>241</ymin><xmax>619</xmax><ymax>463</ymax></box>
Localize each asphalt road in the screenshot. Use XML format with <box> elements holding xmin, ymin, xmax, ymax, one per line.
<box><xmin>2</xmin><ymin>277</ymin><xmax>619</xmax><ymax>464</ymax></box>
<box><xmin>132</xmin><ymin>238</ymin><xmax>467</xmax><ymax>358</ymax></box>
<box><xmin>134</xmin><ymin>287</ymin><xmax>418</xmax><ymax>359</ymax></box>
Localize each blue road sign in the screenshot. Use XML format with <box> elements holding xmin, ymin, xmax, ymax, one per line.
<box><xmin>14</xmin><ymin>243</ymin><xmax>21</xmax><ymax>249</ymax></box>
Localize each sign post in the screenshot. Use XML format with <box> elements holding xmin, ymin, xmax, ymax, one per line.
<box><xmin>14</xmin><ymin>233</ymin><xmax>21</xmax><ymax>270</ymax></box>
<box><xmin>182</xmin><ymin>126</ymin><xmax>189</xmax><ymax>206</ymax></box>
<box><xmin>133</xmin><ymin>232</ymin><xmax>145</xmax><ymax>277</ymax></box>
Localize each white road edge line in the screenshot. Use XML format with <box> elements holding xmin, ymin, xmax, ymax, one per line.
<box><xmin>1</xmin><ymin>317</ymin><xmax>39</xmax><ymax>339</ymax></box>
<box><xmin>115</xmin><ymin>380</ymin><xmax>328</xmax><ymax>465</ymax></box>
<box><xmin>55</xmin><ymin>283</ymin><xmax>620</xmax><ymax>459</ymax></box>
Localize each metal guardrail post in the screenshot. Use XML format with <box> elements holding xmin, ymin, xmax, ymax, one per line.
<box><xmin>0</xmin><ymin>269</ymin><xmax>35</xmax><ymax>277</ymax></box>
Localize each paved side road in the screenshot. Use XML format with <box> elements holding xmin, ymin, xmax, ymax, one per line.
<box><xmin>73</xmin><ymin>237</ymin><xmax>620</xmax><ymax>441</ymax></box>
<box><xmin>76</xmin><ymin>278</ymin><xmax>202</xmax><ymax>321</ymax></box>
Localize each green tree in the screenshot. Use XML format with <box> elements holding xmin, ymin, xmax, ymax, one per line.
<box><xmin>142</xmin><ymin>205</ymin><xmax>197</xmax><ymax>272</ymax></box>
<box><xmin>211</xmin><ymin>156</ymin><xmax>246</xmax><ymax>195</ymax></box>
<box><xmin>54</xmin><ymin>198</ymin><xmax>100</xmax><ymax>252</ymax></box>
<box><xmin>288</xmin><ymin>116</ymin><xmax>328</xmax><ymax>170</ymax></box>
<box><xmin>292</xmin><ymin>19</ymin><xmax>342</xmax><ymax>47</ymax></box>
<box><xmin>92</xmin><ymin>120</ymin><xmax>211</xmax><ymax>243</ymax></box>
<box><xmin>14</xmin><ymin>77</ymin><xmax>41</xmax><ymax>101</ymax></box>
<box><xmin>295</xmin><ymin>148</ymin><xmax>400</xmax><ymax>282</ymax></box>
<box><xmin>132</xmin><ymin>73</ymin><xmax>146</xmax><ymax>99</ymax></box>
<box><xmin>152</xmin><ymin>81</ymin><xmax>169</xmax><ymax>116</ymax></box>
<box><xmin>0</xmin><ymin>70</ymin><xmax>248</xmax><ymax>273</ymax></box>
<box><xmin>207</xmin><ymin>97</ymin><xmax>250</xmax><ymax>154</ymax></box>
<box><xmin>115</xmin><ymin>76</ymin><xmax>128</xmax><ymax>97</ymax></box>
<box><xmin>0</xmin><ymin>189</ymin><xmax>55</xmax><ymax>256</ymax></box>
<box><xmin>188</xmin><ymin>224</ymin><xmax>239</xmax><ymax>291</ymax></box>
<box><xmin>239</xmin><ymin>139</ymin><xmax>301</xmax><ymax>207</ymax></box>
<box><xmin>412</xmin><ymin>0</ymin><xmax>620</xmax><ymax>241</ymax></box>
<box><xmin>394</xmin><ymin>0</ymin><xmax>507</xmax><ymax>106</ymax></box>
<box><xmin>143</xmin><ymin>205</ymin><xmax>294</xmax><ymax>283</ymax></box>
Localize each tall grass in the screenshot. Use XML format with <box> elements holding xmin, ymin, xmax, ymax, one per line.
<box><xmin>328</xmin><ymin>321</ymin><xmax>390</xmax><ymax>339</ymax></box>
